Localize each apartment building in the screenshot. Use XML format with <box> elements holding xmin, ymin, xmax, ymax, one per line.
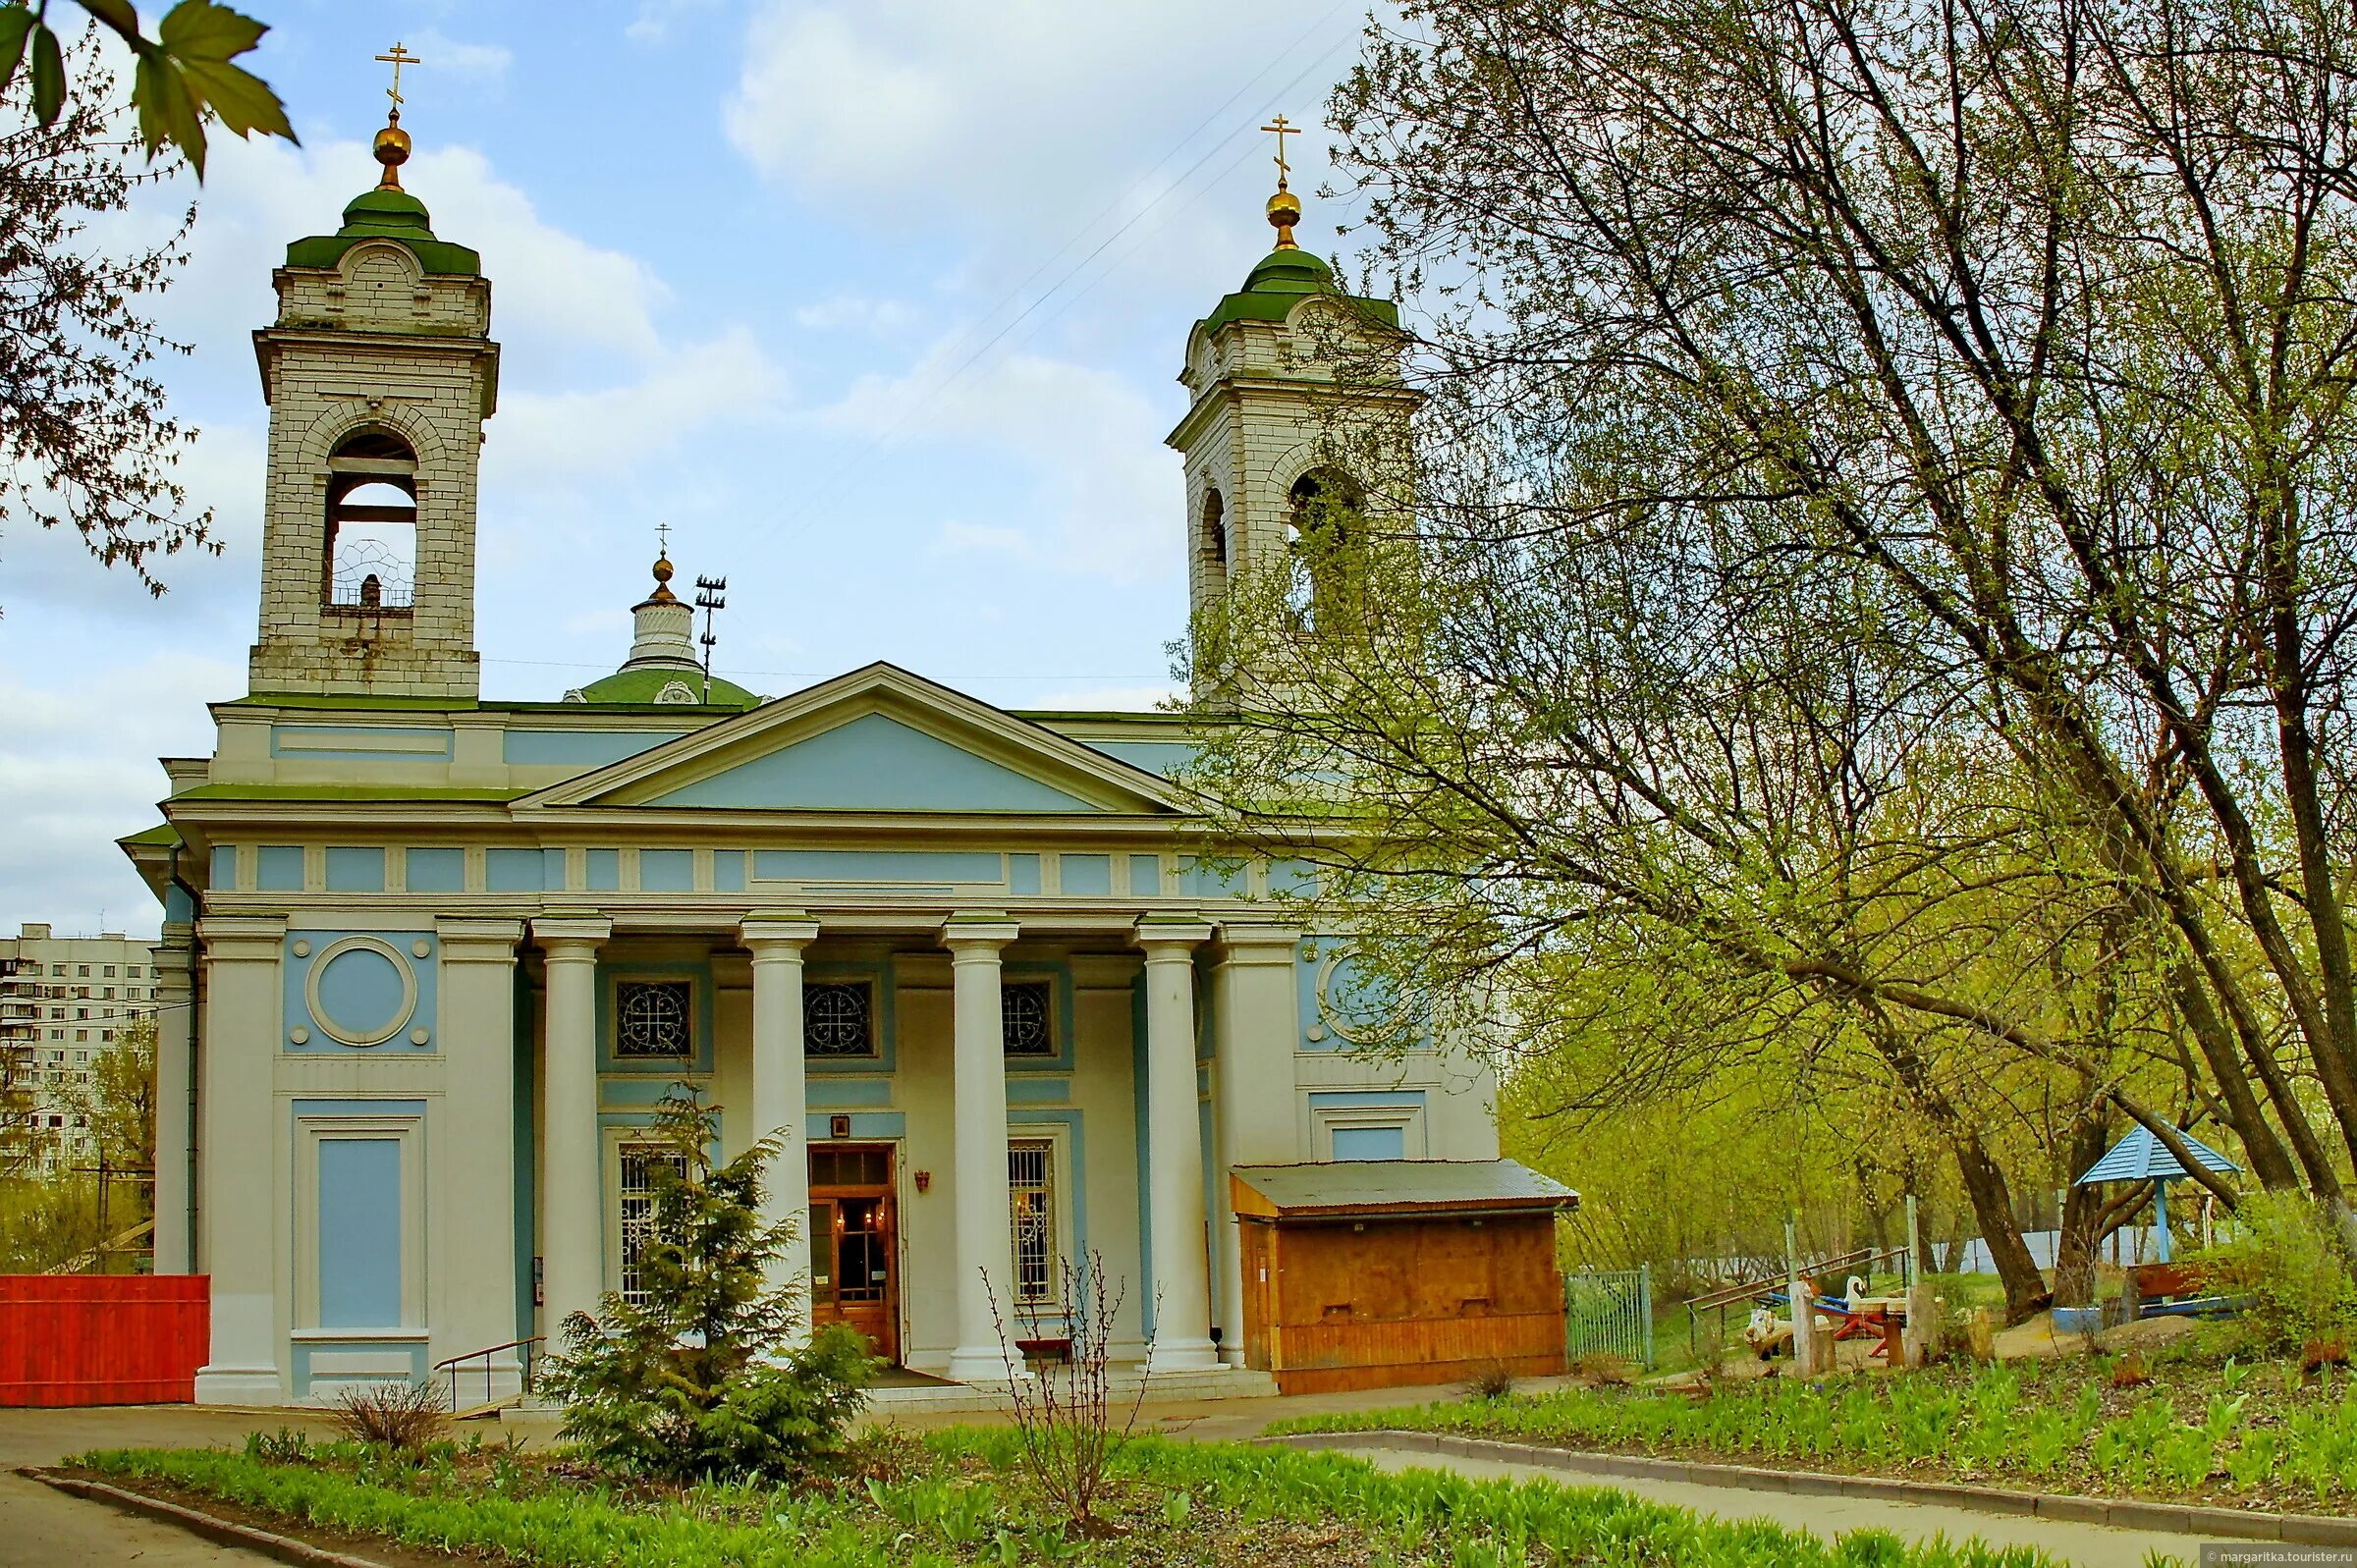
<box><xmin>0</xmin><ymin>922</ymin><xmax>158</xmax><ymax>1164</ymax></box>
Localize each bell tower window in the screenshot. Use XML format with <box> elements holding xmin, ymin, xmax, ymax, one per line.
<box><xmin>1199</xmin><ymin>487</ymin><xmax>1229</xmax><ymax>597</ymax></box>
<box><xmin>324</xmin><ymin>429</ymin><xmax>417</xmax><ymax>614</ymax></box>
<box><xmin>1287</xmin><ymin>466</ymin><xmax>1363</xmax><ymax>631</ymax></box>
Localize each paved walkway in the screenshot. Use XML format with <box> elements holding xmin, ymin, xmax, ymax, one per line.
<box><xmin>1342</xmin><ymin>1445</ymin><xmax>2200</xmax><ymax>1568</ymax></box>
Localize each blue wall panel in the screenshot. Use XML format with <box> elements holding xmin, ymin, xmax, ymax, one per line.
<box><xmin>256</xmin><ymin>845</ymin><xmax>304</xmax><ymax>892</ymax></box>
<box><xmin>1332</xmin><ymin>1125</ymin><xmax>1406</xmax><ymax>1161</ymax></box>
<box><xmin>407</xmin><ymin>847</ymin><xmax>465</xmax><ymax>893</ymax></box>
<box><xmin>650</xmin><ymin>713</ymin><xmax>1098</xmax><ymax>813</ymax></box>
<box><xmin>640</xmin><ymin>848</ymin><xmax>693</xmax><ymax>892</ymax></box>
<box><xmin>1060</xmin><ymin>854</ymin><xmax>1112</xmax><ymax>895</ymax></box>
<box><xmin>325</xmin><ymin>846</ymin><xmax>385</xmax><ymax>892</ymax></box>
<box><xmin>317</xmin><ymin>1138</ymin><xmax>403</xmax><ymax>1327</ymax></box>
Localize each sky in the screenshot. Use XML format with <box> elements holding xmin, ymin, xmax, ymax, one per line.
<box><xmin>0</xmin><ymin>0</ymin><xmax>1387</xmax><ymax>939</ymax></box>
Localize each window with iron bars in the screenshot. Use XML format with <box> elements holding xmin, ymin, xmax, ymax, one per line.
<box><xmin>617</xmin><ymin>1145</ymin><xmax>688</xmax><ymax>1307</ymax></box>
<box><xmin>1009</xmin><ymin>1139</ymin><xmax>1056</xmax><ymax>1306</ymax></box>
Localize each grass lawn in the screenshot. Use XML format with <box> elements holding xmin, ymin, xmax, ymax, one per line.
<box><xmin>1276</xmin><ymin>1353</ymin><xmax>2350</xmax><ymax>1516</ymax></box>
<box><xmin>76</xmin><ymin>1424</ymin><xmax>2082</xmax><ymax>1567</ymax></box>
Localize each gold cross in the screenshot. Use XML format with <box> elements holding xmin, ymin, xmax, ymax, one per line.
<box><xmin>375</xmin><ymin>41</ymin><xmax>419</xmax><ymax>108</ymax></box>
<box><xmin>1260</xmin><ymin>114</ymin><xmax>1298</xmax><ymax>188</ymax></box>
<box><xmin>656</xmin><ymin>521</ymin><xmax>672</xmax><ymax>557</ymax></box>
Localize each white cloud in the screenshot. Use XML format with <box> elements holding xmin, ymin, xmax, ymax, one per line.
<box><xmin>0</xmin><ymin>652</ymin><xmax>239</xmax><ymax>939</ymax></box>
<box><xmin>406</xmin><ymin>30</ymin><xmax>514</xmax><ymax>82</ymax></box>
<box><xmin>933</xmin><ymin>520</ymin><xmax>1031</xmax><ymax>558</ymax></box>
<box><xmin>794</xmin><ymin>294</ymin><xmax>919</xmax><ymax>334</ymax></box>
<box><xmin>1024</xmin><ymin>682</ymin><xmax>1181</xmax><ymax>712</ymax></box>
<box><xmin>824</xmin><ymin>337</ymin><xmax>1177</xmax><ymax>582</ymax></box>
<box><xmin>490</xmin><ymin>329</ymin><xmax>786</xmax><ymax>485</ymax></box>
<box><xmin>723</xmin><ymin>0</ymin><xmax>1363</xmax><ymax>243</ymax></box>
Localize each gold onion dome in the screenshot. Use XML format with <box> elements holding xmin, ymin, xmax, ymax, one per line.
<box><xmin>1267</xmin><ymin>185</ymin><xmax>1302</xmax><ymax>250</ymax></box>
<box><xmin>647</xmin><ymin>552</ymin><xmax>679</xmax><ymax>604</ymax></box>
<box><xmin>372</xmin><ymin>111</ymin><xmax>411</xmax><ymax>191</ymax></box>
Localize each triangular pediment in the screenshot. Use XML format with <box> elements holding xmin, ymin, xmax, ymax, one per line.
<box><xmin>519</xmin><ymin>663</ymin><xmax>1188</xmax><ymax>816</ymax></box>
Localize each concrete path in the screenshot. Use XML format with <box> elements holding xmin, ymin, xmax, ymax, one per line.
<box><xmin>1344</xmin><ymin>1445</ymin><xmax>2200</xmax><ymax>1568</ymax></box>
<box><xmin>0</xmin><ymin>1405</ymin><xmax>340</xmax><ymax>1567</ymax></box>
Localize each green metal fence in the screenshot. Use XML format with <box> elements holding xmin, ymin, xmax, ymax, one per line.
<box><xmin>1564</xmin><ymin>1265</ymin><xmax>1654</xmax><ymax>1368</ymax></box>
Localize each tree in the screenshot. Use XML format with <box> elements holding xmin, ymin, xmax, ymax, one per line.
<box><xmin>2</xmin><ymin>31</ymin><xmax>216</xmax><ymax>596</ymax></box>
<box><xmin>1</xmin><ymin>2</ymin><xmax>292</xmax><ymax>179</ymax></box>
<box><xmin>62</xmin><ymin>1017</ymin><xmax>153</xmax><ymax>1170</ymax></box>
<box><xmin>537</xmin><ymin>1087</ymin><xmax>875</xmax><ymax>1481</ymax></box>
<box><xmin>1302</xmin><ymin>0</ymin><xmax>2357</xmax><ymax>1210</ymax></box>
<box><xmin>1182</xmin><ymin>0</ymin><xmax>2357</xmax><ymax>1310</ymax></box>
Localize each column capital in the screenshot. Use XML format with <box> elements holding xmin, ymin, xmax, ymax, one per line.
<box><xmin>196</xmin><ymin>915</ymin><xmax>285</xmax><ymax>958</ymax></box>
<box><xmin>1134</xmin><ymin>915</ymin><xmax>1213</xmax><ymax>954</ymax></box>
<box><xmin>1213</xmin><ymin>922</ymin><xmax>1304</xmax><ymax>960</ymax></box>
<box><xmin>941</xmin><ymin>913</ymin><xmax>1019</xmax><ymax>952</ymax></box>
<box><xmin>532</xmin><ymin>914</ymin><xmax>612</xmax><ymax>954</ymax></box>
<box><xmin>741</xmin><ymin>911</ymin><xmax>821</xmax><ymax>951</ymax></box>
<box><xmin>437</xmin><ymin>917</ymin><xmax>525</xmax><ymax>959</ymax></box>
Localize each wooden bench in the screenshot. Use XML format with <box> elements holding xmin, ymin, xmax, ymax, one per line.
<box><xmin>1015</xmin><ymin>1337</ymin><xmax>1072</xmax><ymax>1365</ymax></box>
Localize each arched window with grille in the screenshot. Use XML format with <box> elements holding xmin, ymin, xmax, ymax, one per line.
<box><xmin>323</xmin><ymin>428</ymin><xmax>417</xmax><ymax>613</ymax></box>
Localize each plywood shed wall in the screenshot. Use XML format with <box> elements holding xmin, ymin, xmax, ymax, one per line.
<box><xmin>1232</xmin><ymin>1161</ymin><xmax>1574</xmax><ymax>1395</ymax></box>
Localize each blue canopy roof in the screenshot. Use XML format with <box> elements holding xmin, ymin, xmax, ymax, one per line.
<box><xmin>2075</xmin><ymin>1125</ymin><xmax>2242</xmax><ymax>1186</ymax></box>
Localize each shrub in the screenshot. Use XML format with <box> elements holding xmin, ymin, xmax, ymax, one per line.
<box><xmin>327</xmin><ymin>1381</ymin><xmax>446</xmax><ymax>1454</ymax></box>
<box><xmin>1463</xmin><ymin>1359</ymin><xmax>1519</xmax><ymax>1399</ymax></box>
<box><xmin>990</xmin><ymin>1248</ymin><xmax>1146</xmax><ymax>1536</ymax></box>
<box><xmin>2195</xmin><ymin>1190</ymin><xmax>2357</xmax><ymax>1356</ymax></box>
<box><xmin>537</xmin><ymin>1086</ymin><xmax>876</xmax><ymax>1481</ymax></box>
<box><xmin>1569</xmin><ymin>1351</ymin><xmax>1635</xmax><ymax>1387</ymax></box>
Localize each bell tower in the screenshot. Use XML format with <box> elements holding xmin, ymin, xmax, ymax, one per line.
<box><xmin>1166</xmin><ymin>116</ymin><xmax>1416</xmax><ymax>696</ymax></box>
<box><xmin>247</xmin><ymin>82</ymin><xmax>499</xmax><ymax>701</ymax></box>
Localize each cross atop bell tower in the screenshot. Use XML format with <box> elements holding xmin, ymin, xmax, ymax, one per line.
<box><xmin>247</xmin><ymin>62</ymin><xmax>500</xmax><ymax>702</ymax></box>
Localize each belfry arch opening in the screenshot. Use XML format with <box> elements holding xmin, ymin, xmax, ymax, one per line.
<box><xmin>1199</xmin><ymin>487</ymin><xmax>1229</xmax><ymax>593</ymax></box>
<box><xmin>1287</xmin><ymin>465</ymin><xmax>1363</xmax><ymax>631</ymax></box>
<box><xmin>323</xmin><ymin>428</ymin><xmax>417</xmax><ymax>613</ymax></box>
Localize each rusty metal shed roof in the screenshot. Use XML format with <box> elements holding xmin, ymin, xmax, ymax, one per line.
<box><xmin>1231</xmin><ymin>1159</ymin><xmax>1576</xmax><ymax>1219</ymax></box>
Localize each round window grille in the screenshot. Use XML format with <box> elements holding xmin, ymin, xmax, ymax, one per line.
<box><xmin>804</xmin><ymin>983</ymin><xmax>873</xmax><ymax>1056</ymax></box>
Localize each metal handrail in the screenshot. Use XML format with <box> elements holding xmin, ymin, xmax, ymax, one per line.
<box><xmin>432</xmin><ymin>1334</ymin><xmax>543</xmax><ymax>1413</ymax></box>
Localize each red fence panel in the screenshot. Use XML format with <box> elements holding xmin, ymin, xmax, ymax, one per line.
<box><xmin>0</xmin><ymin>1275</ymin><xmax>208</xmax><ymax>1406</ymax></box>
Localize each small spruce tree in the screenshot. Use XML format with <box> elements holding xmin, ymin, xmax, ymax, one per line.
<box><xmin>538</xmin><ymin>1085</ymin><xmax>874</xmax><ymax>1480</ymax></box>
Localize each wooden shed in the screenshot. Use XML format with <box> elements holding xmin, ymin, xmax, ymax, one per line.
<box><xmin>1231</xmin><ymin>1160</ymin><xmax>1576</xmax><ymax>1394</ymax></box>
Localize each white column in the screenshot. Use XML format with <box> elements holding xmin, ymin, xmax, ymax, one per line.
<box><xmin>1209</xmin><ymin>925</ymin><xmax>1301</xmax><ymax>1367</ymax></box>
<box><xmin>437</xmin><ymin>919</ymin><xmax>524</xmax><ymax>1396</ymax></box>
<box><xmin>192</xmin><ymin>916</ymin><xmax>286</xmax><ymax>1405</ymax></box>
<box><xmin>944</xmin><ymin>915</ymin><xmax>1028</xmax><ymax>1384</ymax></box>
<box><xmin>1138</xmin><ymin>918</ymin><xmax>1220</xmax><ymax>1374</ymax></box>
<box><xmin>534</xmin><ymin>916</ymin><xmax>610</xmax><ymax>1342</ymax></box>
<box><xmin>742</xmin><ymin>913</ymin><xmax>819</xmax><ymax>1347</ymax></box>
<box><xmin>150</xmin><ymin>931</ymin><xmax>196</xmax><ymax>1276</ymax></box>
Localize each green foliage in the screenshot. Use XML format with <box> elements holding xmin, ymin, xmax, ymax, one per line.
<box><xmin>2193</xmin><ymin>1192</ymin><xmax>2357</xmax><ymax>1355</ymax></box>
<box><xmin>1278</xmin><ymin>1359</ymin><xmax>2357</xmax><ymax>1504</ymax></box>
<box><xmin>0</xmin><ymin>1</ymin><xmax>293</xmax><ymax>178</ymax></box>
<box><xmin>78</xmin><ymin>1428</ymin><xmax>2082</xmax><ymax>1568</ymax></box>
<box><xmin>535</xmin><ymin>1086</ymin><xmax>875</xmax><ymax>1481</ymax></box>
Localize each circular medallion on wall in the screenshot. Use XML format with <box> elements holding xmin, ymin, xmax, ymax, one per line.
<box><xmin>304</xmin><ymin>935</ymin><xmax>418</xmax><ymax>1048</ymax></box>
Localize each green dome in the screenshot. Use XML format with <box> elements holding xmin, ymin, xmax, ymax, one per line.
<box><xmin>340</xmin><ymin>188</ymin><xmax>436</xmax><ymax>238</ymax></box>
<box><xmin>1240</xmin><ymin>246</ymin><xmax>1335</xmax><ymax>296</ymax></box>
<box><xmin>573</xmin><ymin>668</ymin><xmax>760</xmax><ymax>709</ymax></box>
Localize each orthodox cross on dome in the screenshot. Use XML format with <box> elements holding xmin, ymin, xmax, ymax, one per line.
<box><xmin>1260</xmin><ymin>114</ymin><xmax>1304</xmax><ymax>250</ymax></box>
<box><xmin>1260</xmin><ymin>113</ymin><xmax>1297</xmax><ymax>190</ymax></box>
<box><xmin>656</xmin><ymin>520</ymin><xmax>672</xmax><ymax>557</ymax></box>
<box><xmin>376</xmin><ymin>41</ymin><xmax>419</xmax><ymax>112</ymax></box>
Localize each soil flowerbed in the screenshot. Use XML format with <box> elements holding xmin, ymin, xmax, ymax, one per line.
<box><xmin>1275</xmin><ymin>1355</ymin><xmax>2353</xmax><ymax>1516</ymax></box>
<box><xmin>77</xmin><ymin>1425</ymin><xmax>2079</xmax><ymax>1567</ymax></box>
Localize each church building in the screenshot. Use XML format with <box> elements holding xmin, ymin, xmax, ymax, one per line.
<box><xmin>119</xmin><ymin>104</ymin><xmax>1556</xmax><ymax>1407</ymax></box>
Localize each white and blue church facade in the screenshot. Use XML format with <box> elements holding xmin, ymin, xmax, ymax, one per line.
<box><xmin>120</xmin><ymin>118</ymin><xmax>1504</xmax><ymax>1406</ymax></box>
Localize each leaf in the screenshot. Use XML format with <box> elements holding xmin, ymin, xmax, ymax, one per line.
<box><xmin>0</xmin><ymin>8</ymin><xmax>32</xmax><ymax>94</ymax></box>
<box><xmin>175</xmin><ymin>55</ymin><xmax>293</xmax><ymax>139</ymax></box>
<box><xmin>76</xmin><ymin>0</ymin><xmax>141</xmax><ymax>39</ymax></box>
<box><xmin>28</xmin><ymin>22</ymin><xmax>61</xmax><ymax>125</ymax></box>
<box><xmin>133</xmin><ymin>50</ymin><xmax>208</xmax><ymax>178</ymax></box>
<box><xmin>155</xmin><ymin>0</ymin><xmax>266</xmax><ymax>59</ymax></box>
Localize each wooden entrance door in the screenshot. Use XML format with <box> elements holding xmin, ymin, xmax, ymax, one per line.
<box><xmin>808</xmin><ymin>1144</ymin><xmax>898</xmax><ymax>1362</ymax></box>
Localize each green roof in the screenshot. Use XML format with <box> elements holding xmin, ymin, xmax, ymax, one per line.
<box><xmin>573</xmin><ymin>667</ymin><xmax>760</xmax><ymax>709</ymax></box>
<box><xmin>283</xmin><ymin>185</ymin><xmax>482</xmax><ymax>276</ymax></box>
<box><xmin>118</xmin><ymin>825</ymin><xmax>183</xmax><ymax>848</ymax></box>
<box><xmin>1200</xmin><ymin>247</ymin><xmax>1401</xmax><ymax>336</ymax></box>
